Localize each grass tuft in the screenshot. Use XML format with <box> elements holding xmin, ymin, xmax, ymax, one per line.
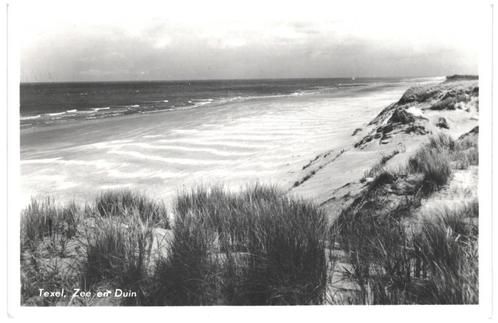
<box><xmin>95</xmin><ymin>190</ymin><xmax>169</xmax><ymax>228</ymax></box>
<box><xmin>20</xmin><ymin>199</ymin><xmax>82</xmax><ymax>305</ymax></box>
<box><xmin>411</xmin><ymin>201</ymin><xmax>478</xmax><ymax>304</ymax></box>
<box><xmin>21</xmin><ymin>198</ymin><xmax>80</xmax><ymax>254</ymax></box>
<box><xmin>81</xmin><ymin>210</ymin><xmax>154</xmax><ymax>305</ymax></box>
<box><xmin>152</xmin><ymin>185</ymin><xmax>328</xmax><ymax>305</ymax></box>
<box><xmin>407</xmin><ymin>134</ymin><xmax>453</xmax><ymax>192</ymax></box>
<box><xmin>334</xmin><ymin>199</ymin><xmax>478</xmax><ymax>304</ymax></box>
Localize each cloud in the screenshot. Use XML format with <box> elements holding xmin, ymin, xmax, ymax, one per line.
<box><xmin>19</xmin><ymin>0</ymin><xmax>479</xmax><ymax>82</ymax></box>
<box><xmin>152</xmin><ymin>36</ymin><xmax>172</xmax><ymax>49</ymax></box>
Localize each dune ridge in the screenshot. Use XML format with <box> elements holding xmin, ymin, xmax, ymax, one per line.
<box><xmin>288</xmin><ymin>76</ymin><xmax>479</xmax><ymax>303</ymax></box>
<box><xmin>290</xmin><ymin>77</ymin><xmax>479</xmax><ymax>221</ymax></box>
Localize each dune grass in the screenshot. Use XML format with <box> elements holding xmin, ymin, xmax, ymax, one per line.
<box><xmin>81</xmin><ymin>210</ymin><xmax>154</xmax><ymax>305</ymax></box>
<box><xmin>152</xmin><ymin>185</ymin><xmax>328</xmax><ymax>305</ymax></box>
<box><xmin>452</xmin><ymin>131</ymin><xmax>479</xmax><ymax>169</ymax></box>
<box><xmin>334</xmin><ymin>132</ymin><xmax>478</xmax><ymax>304</ymax></box>
<box><xmin>334</xmin><ymin>196</ymin><xmax>478</xmax><ymax>304</ymax></box>
<box><xmin>78</xmin><ymin>190</ymin><xmax>170</xmax><ymax>304</ymax></box>
<box><xmin>411</xmin><ymin>201</ymin><xmax>478</xmax><ymax>304</ymax></box>
<box><xmin>333</xmin><ymin>196</ymin><xmax>414</xmax><ymax>304</ymax></box>
<box><xmin>21</xmin><ymin>198</ymin><xmax>80</xmax><ymax>255</ymax></box>
<box><xmin>20</xmin><ymin>199</ymin><xmax>82</xmax><ymax>305</ymax></box>
<box><xmin>21</xmin><ymin>185</ymin><xmax>328</xmax><ymax>306</ymax></box>
<box><xmin>95</xmin><ymin>189</ymin><xmax>169</xmax><ymax>228</ymax></box>
<box><xmin>20</xmin><ymin>193</ymin><xmax>164</xmax><ymax>305</ymax></box>
<box><xmin>406</xmin><ymin>133</ymin><xmax>453</xmax><ymax>193</ymax></box>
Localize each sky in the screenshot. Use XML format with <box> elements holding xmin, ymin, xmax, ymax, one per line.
<box><xmin>19</xmin><ymin>0</ymin><xmax>481</xmax><ymax>82</ymax></box>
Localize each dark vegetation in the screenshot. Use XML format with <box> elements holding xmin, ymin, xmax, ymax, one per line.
<box><xmin>357</xmin><ymin>78</ymin><xmax>477</xmax><ymax>150</ymax></box>
<box><xmin>333</xmin><ymin>131</ymin><xmax>478</xmax><ymax>304</ymax></box>
<box><xmin>21</xmin><ymin>198</ymin><xmax>79</xmax><ymax>254</ymax></box>
<box><xmin>352</xmin><ymin>127</ymin><xmax>362</xmax><ymax>136</ymax></box>
<box><xmin>151</xmin><ymin>186</ymin><xmax>327</xmax><ymax>305</ymax></box>
<box><xmin>334</xmin><ymin>197</ymin><xmax>478</xmax><ymax>304</ymax></box>
<box><xmin>361</xmin><ymin>149</ymin><xmax>400</xmax><ymax>181</ymax></box>
<box><xmin>21</xmin><ymin>191</ymin><xmax>166</xmax><ymax>305</ymax></box>
<box><xmin>81</xmin><ymin>211</ymin><xmax>155</xmax><ymax>305</ymax></box>
<box><xmin>293</xmin><ymin>169</ymin><xmax>316</xmax><ymax>187</ymax></box>
<box><xmin>296</xmin><ymin>149</ymin><xmax>346</xmax><ymax>187</ymax></box>
<box><xmin>436</xmin><ymin>117</ymin><xmax>449</xmax><ymax>129</ymax></box>
<box><xmin>21</xmin><ymin>186</ymin><xmax>328</xmax><ymax>306</ymax></box>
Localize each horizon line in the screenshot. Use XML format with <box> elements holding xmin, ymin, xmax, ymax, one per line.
<box><xmin>19</xmin><ymin>75</ymin><xmax>451</xmax><ymax>85</ymax></box>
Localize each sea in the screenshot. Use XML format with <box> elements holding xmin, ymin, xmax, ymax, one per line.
<box><xmin>21</xmin><ymin>78</ymin><xmax>422</xmax><ymax>127</ymax></box>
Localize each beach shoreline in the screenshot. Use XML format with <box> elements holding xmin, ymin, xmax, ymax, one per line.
<box><xmin>20</xmin><ymin>78</ymin><xmax>428</xmax><ymax>207</ymax></box>
<box><xmin>21</xmin><ymin>77</ymin><xmax>425</xmax><ymax>130</ymax></box>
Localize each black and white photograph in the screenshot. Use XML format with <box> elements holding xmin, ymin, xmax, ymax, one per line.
<box><xmin>3</xmin><ymin>0</ymin><xmax>496</xmax><ymax>319</ymax></box>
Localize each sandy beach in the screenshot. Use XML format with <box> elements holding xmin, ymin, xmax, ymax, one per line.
<box><xmin>21</xmin><ymin>79</ymin><xmax>432</xmax><ymax>207</ymax></box>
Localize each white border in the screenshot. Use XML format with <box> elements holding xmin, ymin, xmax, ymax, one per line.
<box><xmin>479</xmin><ymin>0</ymin><xmax>495</xmax><ymax>320</ymax></box>
<box><xmin>3</xmin><ymin>0</ymin><xmax>496</xmax><ymax>322</ymax></box>
<box><xmin>1</xmin><ymin>0</ymin><xmax>8</xmax><ymax>320</ymax></box>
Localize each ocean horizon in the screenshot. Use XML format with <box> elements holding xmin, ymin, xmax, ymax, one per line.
<box><xmin>20</xmin><ymin>77</ymin><xmax>441</xmax><ymax>128</ymax></box>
